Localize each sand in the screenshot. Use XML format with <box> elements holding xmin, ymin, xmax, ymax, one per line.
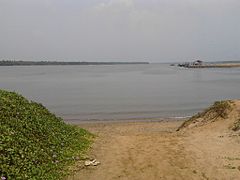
<box><xmin>187</xmin><ymin>63</ymin><xmax>240</xmax><ymax>68</ymax></box>
<box><xmin>66</xmin><ymin>117</ymin><xmax>240</xmax><ymax>180</ymax></box>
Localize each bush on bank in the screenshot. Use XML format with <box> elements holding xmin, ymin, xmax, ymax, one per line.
<box><xmin>0</xmin><ymin>89</ymin><xmax>93</xmax><ymax>179</ymax></box>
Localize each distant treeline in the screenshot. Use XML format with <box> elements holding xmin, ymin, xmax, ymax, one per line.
<box><xmin>0</xmin><ymin>60</ymin><xmax>149</xmax><ymax>66</ymax></box>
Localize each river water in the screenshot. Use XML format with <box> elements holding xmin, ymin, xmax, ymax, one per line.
<box><xmin>1</xmin><ymin>64</ymin><xmax>240</xmax><ymax>122</ymax></box>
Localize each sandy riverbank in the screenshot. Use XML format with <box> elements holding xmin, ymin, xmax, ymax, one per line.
<box><xmin>67</xmin><ymin>101</ymin><xmax>240</xmax><ymax>180</ymax></box>
<box><xmin>188</xmin><ymin>63</ymin><xmax>240</xmax><ymax>68</ymax></box>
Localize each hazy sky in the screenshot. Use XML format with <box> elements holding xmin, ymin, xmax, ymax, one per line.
<box><xmin>0</xmin><ymin>0</ymin><xmax>240</xmax><ymax>62</ymax></box>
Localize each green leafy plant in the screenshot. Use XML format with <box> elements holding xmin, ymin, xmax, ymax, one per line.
<box><xmin>0</xmin><ymin>89</ymin><xmax>93</xmax><ymax>179</ymax></box>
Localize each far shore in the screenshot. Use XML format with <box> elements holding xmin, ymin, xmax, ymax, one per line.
<box><xmin>0</xmin><ymin>60</ymin><xmax>149</xmax><ymax>66</ymax></box>
<box><xmin>188</xmin><ymin>63</ymin><xmax>240</xmax><ymax>68</ymax></box>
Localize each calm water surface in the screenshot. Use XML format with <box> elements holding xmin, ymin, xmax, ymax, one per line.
<box><xmin>1</xmin><ymin>64</ymin><xmax>240</xmax><ymax>122</ymax></box>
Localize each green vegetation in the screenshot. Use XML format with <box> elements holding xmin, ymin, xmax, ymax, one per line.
<box><xmin>177</xmin><ymin>101</ymin><xmax>233</xmax><ymax>131</ymax></box>
<box><xmin>0</xmin><ymin>89</ymin><xmax>93</xmax><ymax>179</ymax></box>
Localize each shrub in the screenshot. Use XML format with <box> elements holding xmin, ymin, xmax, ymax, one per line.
<box><xmin>206</xmin><ymin>101</ymin><xmax>232</xmax><ymax>119</ymax></box>
<box><xmin>177</xmin><ymin>101</ymin><xmax>233</xmax><ymax>131</ymax></box>
<box><xmin>0</xmin><ymin>89</ymin><xmax>93</xmax><ymax>179</ymax></box>
<box><xmin>232</xmin><ymin>119</ymin><xmax>240</xmax><ymax>131</ymax></box>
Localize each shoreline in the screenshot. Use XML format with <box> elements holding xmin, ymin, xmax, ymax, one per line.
<box><xmin>64</xmin><ymin>116</ymin><xmax>189</xmax><ymax>125</ymax></box>
<box><xmin>187</xmin><ymin>63</ymin><xmax>240</xmax><ymax>68</ymax></box>
<box><xmin>68</xmin><ymin>100</ymin><xmax>240</xmax><ymax>180</ymax></box>
<box><xmin>68</xmin><ymin>101</ymin><xmax>240</xmax><ymax>180</ymax></box>
<box><xmin>0</xmin><ymin>60</ymin><xmax>149</xmax><ymax>66</ymax></box>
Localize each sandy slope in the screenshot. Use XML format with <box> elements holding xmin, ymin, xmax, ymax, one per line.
<box><xmin>67</xmin><ymin>102</ymin><xmax>240</xmax><ymax>180</ymax></box>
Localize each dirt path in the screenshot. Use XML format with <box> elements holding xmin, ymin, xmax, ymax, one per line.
<box><xmin>67</xmin><ymin>120</ymin><xmax>240</xmax><ymax>180</ymax></box>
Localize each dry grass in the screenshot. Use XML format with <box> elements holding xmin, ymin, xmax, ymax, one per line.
<box><xmin>177</xmin><ymin>101</ymin><xmax>233</xmax><ymax>131</ymax></box>
<box><xmin>232</xmin><ymin>118</ymin><xmax>240</xmax><ymax>131</ymax></box>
